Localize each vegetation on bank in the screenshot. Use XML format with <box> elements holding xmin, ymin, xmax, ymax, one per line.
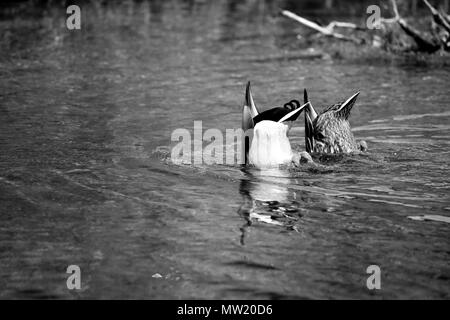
<box><xmin>282</xmin><ymin>0</ymin><xmax>450</xmax><ymax>66</ymax></box>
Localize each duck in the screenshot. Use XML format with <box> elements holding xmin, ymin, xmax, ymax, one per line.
<box><xmin>303</xmin><ymin>89</ymin><xmax>367</xmax><ymax>154</ymax></box>
<box><xmin>241</xmin><ymin>82</ymin><xmax>311</xmax><ymax>168</ymax></box>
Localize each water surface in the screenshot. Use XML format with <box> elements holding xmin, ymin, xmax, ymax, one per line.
<box><xmin>0</xmin><ymin>1</ymin><xmax>449</xmax><ymax>299</ymax></box>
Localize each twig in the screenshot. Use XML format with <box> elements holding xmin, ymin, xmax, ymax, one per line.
<box><xmin>378</xmin><ymin>17</ymin><xmax>398</xmax><ymax>24</ymax></box>
<box><xmin>439</xmin><ymin>9</ymin><xmax>450</xmax><ymax>25</ymax></box>
<box><xmin>391</xmin><ymin>0</ymin><xmax>400</xmax><ymax>19</ymax></box>
<box><xmin>281</xmin><ymin>10</ymin><xmax>363</xmax><ymax>44</ymax></box>
<box><xmin>327</xmin><ymin>21</ymin><xmax>365</xmax><ymax>31</ymax></box>
<box><xmin>391</xmin><ymin>0</ymin><xmax>441</xmax><ymax>52</ymax></box>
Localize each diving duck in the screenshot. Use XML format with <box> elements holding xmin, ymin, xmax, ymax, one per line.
<box><xmin>242</xmin><ymin>81</ymin><xmax>310</xmax><ymax>168</ymax></box>
<box><xmin>303</xmin><ymin>89</ymin><xmax>367</xmax><ymax>154</ymax></box>
<box><xmin>241</xmin><ymin>82</ymin><xmax>366</xmax><ymax>169</ymax></box>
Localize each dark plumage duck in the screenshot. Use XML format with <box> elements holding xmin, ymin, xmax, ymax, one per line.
<box><xmin>304</xmin><ymin>90</ymin><xmax>365</xmax><ymax>154</ymax></box>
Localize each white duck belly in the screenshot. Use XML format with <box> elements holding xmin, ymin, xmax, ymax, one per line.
<box><xmin>248</xmin><ymin>120</ymin><xmax>293</xmax><ymax>168</ymax></box>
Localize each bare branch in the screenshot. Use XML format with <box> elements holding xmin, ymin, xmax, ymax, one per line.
<box><xmin>281</xmin><ymin>1</ymin><xmax>445</xmax><ymax>54</ymax></box>
<box><xmin>389</xmin><ymin>0</ymin><xmax>441</xmax><ymax>52</ymax></box>
<box><xmin>390</xmin><ymin>0</ymin><xmax>400</xmax><ymax>20</ymax></box>
<box><xmin>438</xmin><ymin>9</ymin><xmax>450</xmax><ymax>25</ymax></box>
<box><xmin>327</xmin><ymin>21</ymin><xmax>365</xmax><ymax>31</ymax></box>
<box><xmin>281</xmin><ymin>10</ymin><xmax>363</xmax><ymax>44</ymax></box>
<box><xmin>423</xmin><ymin>0</ymin><xmax>450</xmax><ymax>33</ymax></box>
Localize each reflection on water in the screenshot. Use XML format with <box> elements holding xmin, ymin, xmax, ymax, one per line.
<box><xmin>0</xmin><ymin>0</ymin><xmax>449</xmax><ymax>299</ymax></box>
<box><xmin>238</xmin><ymin>168</ymin><xmax>301</xmax><ymax>245</ymax></box>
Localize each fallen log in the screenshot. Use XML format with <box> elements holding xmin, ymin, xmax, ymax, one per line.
<box><xmin>281</xmin><ymin>10</ymin><xmax>363</xmax><ymax>44</ymax></box>
<box><xmin>397</xmin><ymin>18</ymin><xmax>441</xmax><ymax>52</ymax></box>
<box><xmin>390</xmin><ymin>0</ymin><xmax>441</xmax><ymax>52</ymax></box>
<box><xmin>423</xmin><ymin>0</ymin><xmax>450</xmax><ymax>34</ymax></box>
<box><xmin>439</xmin><ymin>9</ymin><xmax>450</xmax><ymax>25</ymax></box>
<box><xmin>327</xmin><ymin>21</ymin><xmax>365</xmax><ymax>31</ymax></box>
<box><xmin>281</xmin><ymin>0</ymin><xmax>448</xmax><ymax>55</ymax></box>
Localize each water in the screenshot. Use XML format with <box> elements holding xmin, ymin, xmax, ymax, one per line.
<box><xmin>0</xmin><ymin>1</ymin><xmax>449</xmax><ymax>299</ymax></box>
